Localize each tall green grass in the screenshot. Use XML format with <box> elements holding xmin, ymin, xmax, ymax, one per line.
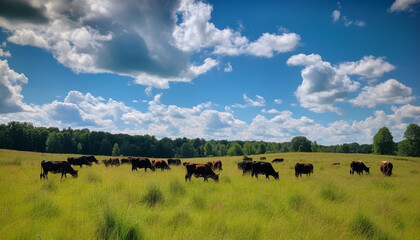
<box><xmin>0</xmin><ymin>149</ymin><xmax>419</xmax><ymax>239</ymax></box>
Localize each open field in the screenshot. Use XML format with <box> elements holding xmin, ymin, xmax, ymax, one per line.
<box><xmin>1</xmin><ymin>149</ymin><xmax>420</xmax><ymax>240</ymax></box>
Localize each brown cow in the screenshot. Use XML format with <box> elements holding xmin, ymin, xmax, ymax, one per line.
<box><xmin>243</xmin><ymin>156</ymin><xmax>252</xmax><ymax>161</ymax></box>
<box><xmin>185</xmin><ymin>163</ymin><xmax>219</xmax><ymax>182</ymax></box>
<box><xmin>272</xmin><ymin>158</ymin><xmax>284</xmax><ymax>163</ymax></box>
<box><xmin>152</xmin><ymin>160</ymin><xmax>170</xmax><ymax>171</ymax></box>
<box><xmin>212</xmin><ymin>160</ymin><xmax>223</xmax><ymax>170</ymax></box>
<box><xmin>332</xmin><ymin>162</ymin><xmax>340</xmax><ymax>166</ymax></box>
<box><xmin>380</xmin><ymin>161</ymin><xmax>393</xmax><ymax>176</ymax></box>
<box><xmin>294</xmin><ymin>163</ymin><xmax>313</xmax><ymax>177</ymax></box>
<box><xmin>260</xmin><ymin>157</ymin><xmax>266</xmax><ymax>160</ymax></box>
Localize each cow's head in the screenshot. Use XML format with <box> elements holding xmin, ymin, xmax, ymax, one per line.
<box><xmin>366</xmin><ymin>167</ymin><xmax>370</xmax><ymax>174</ymax></box>
<box><xmin>71</xmin><ymin>170</ymin><xmax>78</xmax><ymax>178</ymax></box>
<box><xmin>274</xmin><ymin>171</ymin><xmax>279</xmax><ymax>180</ymax></box>
<box><xmin>213</xmin><ymin>174</ymin><xmax>219</xmax><ymax>182</ymax></box>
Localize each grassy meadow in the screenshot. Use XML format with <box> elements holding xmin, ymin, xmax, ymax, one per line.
<box><xmin>0</xmin><ymin>149</ymin><xmax>420</xmax><ymax>240</ymax></box>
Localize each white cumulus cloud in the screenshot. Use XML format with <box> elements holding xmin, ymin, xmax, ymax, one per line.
<box><xmin>389</xmin><ymin>0</ymin><xmax>420</xmax><ymax>12</ymax></box>
<box><xmin>338</xmin><ymin>56</ymin><xmax>395</xmax><ymax>78</ymax></box>
<box><xmin>287</xmin><ymin>53</ymin><xmax>360</xmax><ymax>114</ymax></box>
<box><xmin>350</xmin><ymin>79</ymin><xmax>415</xmax><ymax>107</ymax></box>
<box><xmin>0</xmin><ymin>60</ymin><xmax>30</xmax><ymax>113</ymax></box>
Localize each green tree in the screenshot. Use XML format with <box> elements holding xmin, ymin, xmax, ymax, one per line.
<box><xmin>398</xmin><ymin>123</ymin><xmax>420</xmax><ymax>157</ymax></box>
<box><xmin>291</xmin><ymin>136</ymin><xmax>312</xmax><ymax>152</ymax></box>
<box><xmin>337</xmin><ymin>143</ymin><xmax>350</xmax><ymax>153</ymax></box>
<box><xmin>373</xmin><ymin>127</ymin><xmax>395</xmax><ymax>155</ymax></box>
<box><xmin>46</xmin><ymin>132</ymin><xmax>64</xmax><ymax>153</ymax></box>
<box><xmin>311</xmin><ymin>141</ymin><xmax>319</xmax><ymax>152</ymax></box>
<box><xmin>98</xmin><ymin>138</ymin><xmax>112</xmax><ymax>156</ymax></box>
<box><xmin>204</xmin><ymin>142</ymin><xmax>214</xmax><ymax>156</ymax></box>
<box><xmin>227</xmin><ymin>142</ymin><xmax>244</xmax><ymax>156</ymax></box>
<box><xmin>77</xmin><ymin>143</ymin><xmax>83</xmax><ymax>153</ymax></box>
<box><xmin>280</xmin><ymin>144</ymin><xmax>289</xmax><ymax>152</ymax></box>
<box><xmin>180</xmin><ymin>142</ymin><xmax>196</xmax><ymax>158</ymax></box>
<box><xmin>219</xmin><ymin>144</ymin><xmax>228</xmax><ymax>156</ymax></box>
<box><xmin>155</xmin><ymin>138</ymin><xmax>175</xmax><ymax>158</ymax></box>
<box><xmin>112</xmin><ymin>143</ymin><xmax>120</xmax><ymax>156</ymax></box>
<box><xmin>257</xmin><ymin>142</ymin><xmax>266</xmax><ymax>154</ymax></box>
<box><xmin>243</xmin><ymin>142</ymin><xmax>255</xmax><ymax>155</ymax></box>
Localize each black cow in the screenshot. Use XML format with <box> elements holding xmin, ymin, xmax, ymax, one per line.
<box><xmin>243</xmin><ymin>156</ymin><xmax>253</xmax><ymax>161</ymax></box>
<box><xmin>67</xmin><ymin>156</ymin><xmax>92</xmax><ymax>167</ymax></box>
<box><xmin>185</xmin><ymin>163</ymin><xmax>219</xmax><ymax>182</ymax></box>
<box><xmin>40</xmin><ymin>160</ymin><xmax>78</xmax><ymax>180</ymax></box>
<box><xmin>251</xmin><ymin>161</ymin><xmax>279</xmax><ymax>180</ymax></box>
<box><xmin>272</xmin><ymin>158</ymin><xmax>284</xmax><ymax>163</ymax></box>
<box><xmin>168</xmin><ymin>158</ymin><xmax>181</xmax><ymax>166</ymax></box>
<box><xmin>121</xmin><ymin>158</ymin><xmax>131</xmax><ymax>165</ymax></box>
<box><xmin>294</xmin><ymin>163</ymin><xmax>313</xmax><ymax>177</ymax></box>
<box><xmin>350</xmin><ymin>161</ymin><xmax>370</xmax><ymax>175</ymax></box>
<box><xmin>237</xmin><ymin>161</ymin><xmax>253</xmax><ymax>174</ymax></box>
<box><xmin>83</xmin><ymin>155</ymin><xmax>98</xmax><ymax>164</ymax></box>
<box><xmin>131</xmin><ymin>158</ymin><xmax>154</xmax><ymax>172</ymax></box>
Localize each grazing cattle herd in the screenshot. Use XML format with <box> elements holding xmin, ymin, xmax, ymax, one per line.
<box><xmin>39</xmin><ymin>154</ymin><xmax>396</xmax><ymax>182</ymax></box>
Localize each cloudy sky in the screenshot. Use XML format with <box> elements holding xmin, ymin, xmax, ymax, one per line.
<box><xmin>0</xmin><ymin>0</ymin><xmax>419</xmax><ymax>145</ymax></box>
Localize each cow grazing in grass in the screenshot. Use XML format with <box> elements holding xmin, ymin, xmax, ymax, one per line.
<box><xmin>260</xmin><ymin>157</ymin><xmax>266</xmax><ymax>160</ymax></box>
<box><xmin>83</xmin><ymin>155</ymin><xmax>98</xmax><ymax>164</ymax></box>
<box><xmin>168</xmin><ymin>158</ymin><xmax>181</xmax><ymax>166</ymax></box>
<box><xmin>332</xmin><ymin>162</ymin><xmax>340</xmax><ymax>166</ymax></box>
<box><xmin>243</xmin><ymin>156</ymin><xmax>252</xmax><ymax>161</ymax></box>
<box><xmin>212</xmin><ymin>160</ymin><xmax>223</xmax><ymax>170</ymax></box>
<box><xmin>380</xmin><ymin>161</ymin><xmax>393</xmax><ymax>176</ymax></box>
<box><xmin>350</xmin><ymin>161</ymin><xmax>370</xmax><ymax>175</ymax></box>
<box><xmin>272</xmin><ymin>158</ymin><xmax>284</xmax><ymax>163</ymax></box>
<box><xmin>237</xmin><ymin>161</ymin><xmax>253</xmax><ymax>175</ymax></box>
<box><xmin>67</xmin><ymin>156</ymin><xmax>92</xmax><ymax>167</ymax></box>
<box><xmin>185</xmin><ymin>163</ymin><xmax>219</xmax><ymax>182</ymax></box>
<box><xmin>103</xmin><ymin>158</ymin><xmax>120</xmax><ymax>167</ymax></box>
<box><xmin>294</xmin><ymin>163</ymin><xmax>313</xmax><ymax>177</ymax></box>
<box><xmin>121</xmin><ymin>158</ymin><xmax>131</xmax><ymax>165</ymax></box>
<box><xmin>40</xmin><ymin>160</ymin><xmax>78</xmax><ymax>180</ymax></box>
<box><xmin>152</xmin><ymin>160</ymin><xmax>170</xmax><ymax>170</ymax></box>
<box><xmin>131</xmin><ymin>158</ymin><xmax>154</xmax><ymax>172</ymax></box>
<box><xmin>251</xmin><ymin>161</ymin><xmax>279</xmax><ymax>180</ymax></box>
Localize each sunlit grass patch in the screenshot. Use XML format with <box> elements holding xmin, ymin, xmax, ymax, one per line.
<box><xmin>0</xmin><ymin>150</ymin><xmax>419</xmax><ymax>239</ymax></box>
<box><xmin>168</xmin><ymin>179</ymin><xmax>186</xmax><ymax>196</ymax></box>
<box><xmin>96</xmin><ymin>207</ymin><xmax>143</xmax><ymax>240</ymax></box>
<box><xmin>31</xmin><ymin>198</ymin><xmax>60</xmax><ymax>218</ymax></box>
<box><xmin>320</xmin><ymin>182</ymin><xmax>346</xmax><ymax>202</ymax></box>
<box><xmin>142</xmin><ymin>184</ymin><xmax>164</xmax><ymax>207</ymax></box>
<box><xmin>0</xmin><ymin>157</ymin><xmax>22</xmax><ymax>166</ymax></box>
<box><xmin>350</xmin><ymin>211</ymin><xmax>390</xmax><ymax>239</ymax></box>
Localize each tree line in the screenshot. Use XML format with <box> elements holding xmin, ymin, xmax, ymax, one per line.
<box><xmin>0</xmin><ymin>121</ymin><xmax>419</xmax><ymax>158</ymax></box>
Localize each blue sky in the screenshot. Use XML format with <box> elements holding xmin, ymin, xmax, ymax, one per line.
<box><xmin>0</xmin><ymin>0</ymin><xmax>419</xmax><ymax>145</ymax></box>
